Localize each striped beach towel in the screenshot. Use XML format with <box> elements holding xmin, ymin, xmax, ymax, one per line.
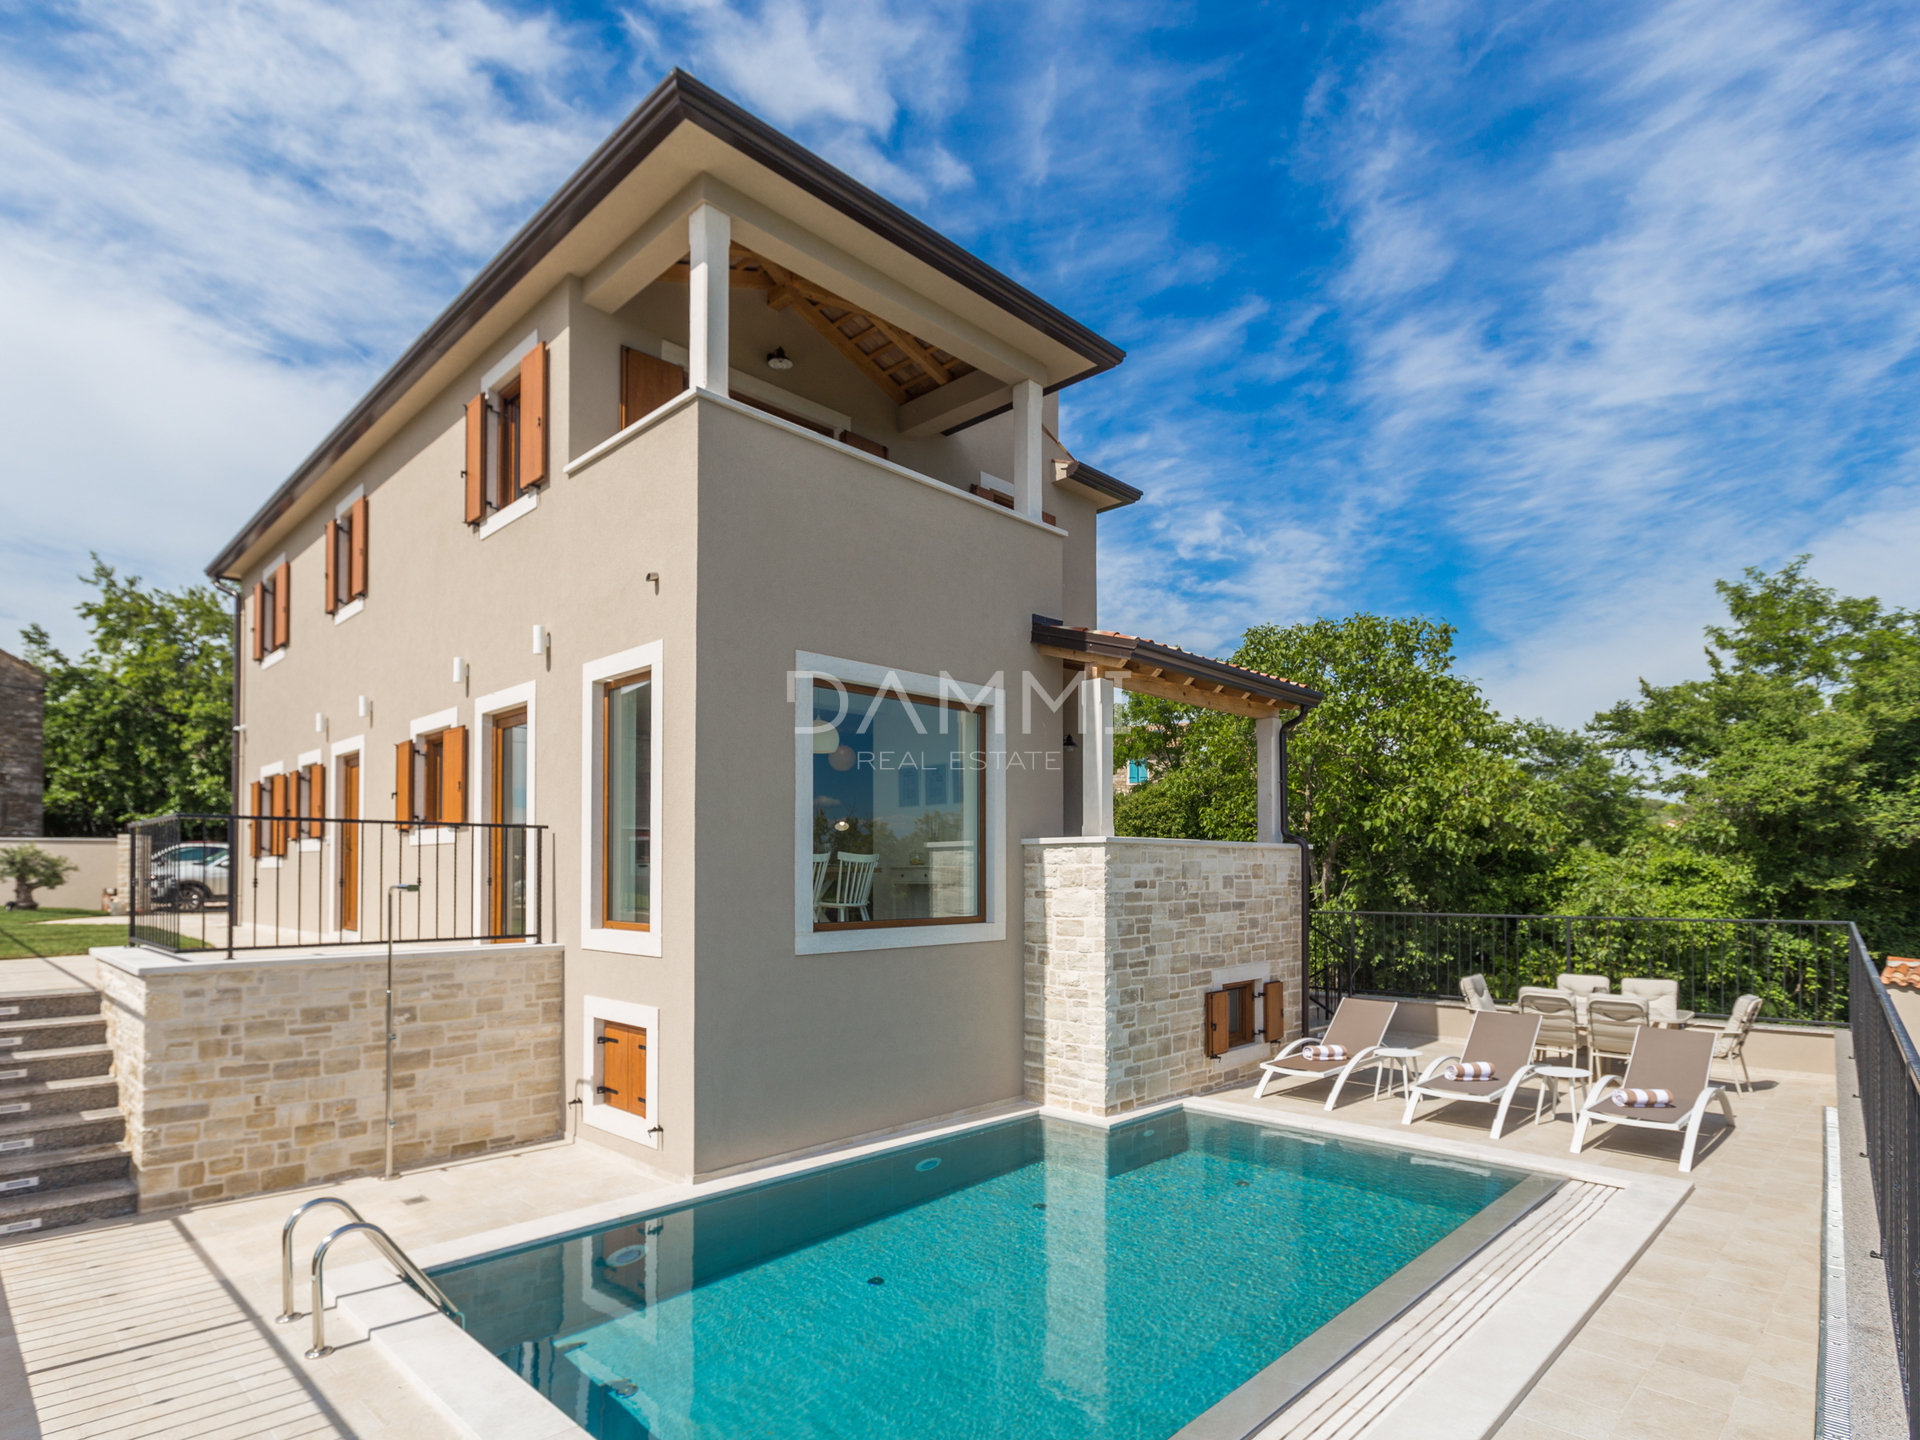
<box><xmin>1442</xmin><ymin>1061</ymin><xmax>1495</xmax><ymax>1081</ymax></box>
<box><xmin>1299</xmin><ymin>1044</ymin><xmax>1348</xmax><ymax>1062</ymax></box>
<box><xmin>1611</xmin><ymin>1088</ymin><xmax>1673</xmax><ymax>1108</ymax></box>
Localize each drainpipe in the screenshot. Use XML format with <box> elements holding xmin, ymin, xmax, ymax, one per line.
<box><xmin>213</xmin><ymin>578</ymin><xmax>242</xmax><ymax>814</ymax></box>
<box><xmin>1274</xmin><ymin>709</ymin><xmax>1314</xmax><ymax>1040</ymax></box>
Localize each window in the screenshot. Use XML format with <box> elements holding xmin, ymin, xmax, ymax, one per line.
<box><xmin>1204</xmin><ymin>980</ymin><xmax>1258</xmax><ymax>1057</ymax></box>
<box><xmin>395</xmin><ymin>727</ymin><xmax>467</xmax><ymax>829</ymax></box>
<box><xmin>465</xmin><ymin>342</ymin><xmax>547</xmax><ymax>525</ymax></box>
<box><xmin>1127</xmin><ymin>759</ymin><xmax>1149</xmax><ymax>784</ymax></box>
<box><xmin>489</xmin><ymin>707</ymin><xmax>529</xmax><ymax>937</ymax></box>
<box><xmin>809</xmin><ymin>681</ymin><xmax>983</xmax><ymax>929</ymax></box>
<box><xmin>252</xmin><ymin>560</ymin><xmax>290</xmax><ymax>658</ymax></box>
<box><xmin>596</xmin><ymin>1021</ymin><xmax>647</xmax><ymax>1117</ymax></box>
<box><xmin>620</xmin><ymin>346</ymin><xmax>686</xmax><ymax>428</ymax></box>
<box><xmin>601</xmin><ymin>673</ymin><xmax>652</xmax><ymax>929</ymax></box>
<box><xmin>325</xmin><ymin>498</ymin><xmax>368</xmax><ymax>614</ymax></box>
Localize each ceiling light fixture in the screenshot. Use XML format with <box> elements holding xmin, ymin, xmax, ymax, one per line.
<box><xmin>766</xmin><ymin>347</ymin><xmax>794</xmax><ymax>372</ymax></box>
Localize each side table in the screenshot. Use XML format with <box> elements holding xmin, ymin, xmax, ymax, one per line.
<box><xmin>1531</xmin><ymin>1064</ymin><xmax>1590</xmax><ymax>1123</ymax></box>
<box><xmin>1370</xmin><ymin>1046</ymin><xmax>1425</xmax><ymax>1101</ymax></box>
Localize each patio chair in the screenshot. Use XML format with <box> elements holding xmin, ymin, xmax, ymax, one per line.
<box><xmin>1256</xmin><ymin>997</ymin><xmax>1398</xmax><ymax>1110</ymax></box>
<box><xmin>1572</xmin><ymin>1026</ymin><xmax>1733</xmax><ymax>1172</ymax></box>
<box><xmin>1622</xmin><ymin>977</ymin><xmax>1680</xmax><ymax>1024</ymax></box>
<box><xmin>1557</xmin><ymin>973</ymin><xmax>1612</xmax><ymax>997</ymax></box>
<box><xmin>1518</xmin><ymin>991</ymin><xmax>1582</xmax><ymax>1065</ymax></box>
<box><xmin>1400</xmin><ymin>1010</ymin><xmax>1546</xmax><ymax>1140</ymax></box>
<box><xmin>1713</xmin><ymin>994</ymin><xmax>1763</xmax><ymax>1092</ymax></box>
<box><xmin>811</xmin><ymin>852</ymin><xmax>831</xmax><ymax>922</ymax></box>
<box><xmin>1586</xmin><ymin>997</ymin><xmax>1648</xmax><ymax>1076</ymax></box>
<box><xmin>818</xmin><ymin>852</ymin><xmax>877</xmax><ymax>922</ymax></box>
<box><xmin>1460</xmin><ymin>973</ymin><xmax>1501</xmax><ymax>1012</ymax></box>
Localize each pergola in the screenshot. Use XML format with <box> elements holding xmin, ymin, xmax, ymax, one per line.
<box><xmin>1030</xmin><ymin>618</ymin><xmax>1325</xmax><ymax>838</ymax></box>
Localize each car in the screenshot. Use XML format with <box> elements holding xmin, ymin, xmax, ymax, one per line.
<box><xmin>148</xmin><ymin>843</ymin><xmax>231</xmax><ymax>911</ymax></box>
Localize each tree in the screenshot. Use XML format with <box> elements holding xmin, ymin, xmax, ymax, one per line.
<box><xmin>0</xmin><ymin>844</ymin><xmax>79</xmax><ymax>909</ymax></box>
<box><xmin>20</xmin><ymin>559</ymin><xmax>232</xmax><ymax>835</ymax></box>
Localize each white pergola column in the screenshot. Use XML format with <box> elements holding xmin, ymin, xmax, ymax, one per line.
<box><xmin>1080</xmin><ymin>672</ymin><xmax>1115</xmax><ymax>837</ymax></box>
<box><xmin>1011</xmin><ymin>378</ymin><xmax>1044</xmax><ymax>521</ymax></box>
<box><xmin>1255</xmin><ymin>715</ymin><xmax>1282</xmax><ymax>842</ymax></box>
<box><xmin>687</xmin><ymin>204</ymin><xmax>731</xmax><ymax>392</ymax></box>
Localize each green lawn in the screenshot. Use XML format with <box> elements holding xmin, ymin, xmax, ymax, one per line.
<box><xmin>0</xmin><ymin>906</ymin><xmax>138</xmax><ymax>960</ymax></box>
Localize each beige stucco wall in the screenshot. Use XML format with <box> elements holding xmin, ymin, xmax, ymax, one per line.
<box><xmin>93</xmin><ymin>945</ymin><xmax>563</xmax><ymax>1210</ymax></box>
<box><xmin>0</xmin><ymin>836</ymin><xmax>118</xmax><ymax>908</ymax></box>
<box><xmin>1024</xmin><ymin>837</ymin><xmax>1305</xmax><ymax>1116</ymax></box>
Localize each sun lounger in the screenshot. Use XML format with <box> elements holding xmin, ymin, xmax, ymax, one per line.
<box><xmin>1255</xmin><ymin>997</ymin><xmax>1398</xmax><ymax>1110</ymax></box>
<box><xmin>1400</xmin><ymin>1010</ymin><xmax>1545</xmax><ymax>1140</ymax></box>
<box><xmin>1571</xmin><ymin>1025</ymin><xmax>1733</xmax><ymax>1173</ymax></box>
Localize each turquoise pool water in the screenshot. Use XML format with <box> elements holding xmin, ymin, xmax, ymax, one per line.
<box><xmin>434</xmin><ymin>1113</ymin><xmax>1525</xmax><ymax>1440</ymax></box>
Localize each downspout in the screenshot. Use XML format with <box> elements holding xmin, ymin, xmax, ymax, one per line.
<box><xmin>1274</xmin><ymin>708</ymin><xmax>1314</xmax><ymax>1039</ymax></box>
<box><xmin>213</xmin><ymin>579</ymin><xmax>243</xmax><ymax>815</ymax></box>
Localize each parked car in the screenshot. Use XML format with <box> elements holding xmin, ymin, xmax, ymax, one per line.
<box><xmin>149</xmin><ymin>843</ymin><xmax>230</xmax><ymax>911</ymax></box>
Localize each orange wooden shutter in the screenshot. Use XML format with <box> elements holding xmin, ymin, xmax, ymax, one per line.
<box><xmin>324</xmin><ymin>520</ymin><xmax>339</xmax><ymax>614</ymax></box>
<box><xmin>349</xmin><ymin>497</ymin><xmax>368</xmax><ymax>599</ymax></box>
<box><xmin>464</xmin><ymin>395</ymin><xmax>485</xmax><ymax>523</ymax></box>
<box><xmin>1263</xmin><ymin>980</ymin><xmax>1286</xmax><ymax>1045</ymax></box>
<box><xmin>249</xmin><ymin>781</ymin><xmax>264</xmax><ymax>857</ymax></box>
<box><xmin>519</xmin><ymin>342</ymin><xmax>547</xmax><ymax>489</ymax></box>
<box><xmin>395</xmin><ymin>740</ymin><xmax>414</xmax><ymax>830</ymax></box>
<box><xmin>1204</xmin><ymin>988</ymin><xmax>1231</xmax><ymax>1059</ymax></box>
<box><xmin>620</xmin><ymin>347</ymin><xmax>687</xmax><ymax>428</ymax></box>
<box><xmin>306</xmin><ymin>763</ymin><xmax>325</xmax><ymax>833</ymax></box>
<box><xmin>270</xmin><ymin>773</ymin><xmax>290</xmax><ymax>855</ymax></box>
<box><xmin>251</xmin><ymin>583</ymin><xmax>265</xmax><ymax>661</ymax></box>
<box><xmin>273</xmin><ymin>562</ymin><xmax>290</xmax><ymax>650</ymax></box>
<box><xmin>440</xmin><ymin>725</ymin><xmax>468</xmax><ymax>824</ymax></box>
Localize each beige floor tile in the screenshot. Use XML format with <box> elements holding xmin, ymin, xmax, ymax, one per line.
<box><xmin>1606</xmin><ymin>1386</ymin><xmax>1730</xmax><ymax>1439</ymax></box>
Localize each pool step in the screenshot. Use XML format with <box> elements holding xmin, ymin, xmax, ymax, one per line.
<box><xmin>0</xmin><ymin>986</ymin><xmax>136</xmax><ymax>1241</ymax></box>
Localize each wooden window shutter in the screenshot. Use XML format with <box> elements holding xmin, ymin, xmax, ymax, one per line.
<box><xmin>1204</xmin><ymin>988</ymin><xmax>1231</xmax><ymax>1059</ymax></box>
<box><xmin>1263</xmin><ymin>980</ymin><xmax>1285</xmax><ymax>1046</ymax></box>
<box><xmin>249</xmin><ymin>781</ymin><xmax>264</xmax><ymax>857</ymax></box>
<box><xmin>273</xmin><ymin>562</ymin><xmax>291</xmax><ymax>650</ymax></box>
<box><xmin>270</xmin><ymin>773</ymin><xmax>290</xmax><ymax>856</ymax></box>
<box><xmin>620</xmin><ymin>346</ymin><xmax>687</xmax><ymax>428</ymax></box>
<box><xmin>838</xmin><ymin>430</ymin><xmax>889</xmax><ymax>460</ymax></box>
<box><xmin>519</xmin><ymin>342</ymin><xmax>547</xmax><ymax>489</ymax></box>
<box><xmin>324</xmin><ymin>521</ymin><xmax>339</xmax><ymax>615</ymax></box>
<box><xmin>440</xmin><ymin>725</ymin><xmax>468</xmax><ymax>825</ymax></box>
<box><xmin>251</xmin><ymin>582</ymin><xmax>265</xmax><ymax>661</ymax></box>
<box><xmin>464</xmin><ymin>395</ymin><xmax>485</xmax><ymax>524</ymax></box>
<box><xmin>395</xmin><ymin>740</ymin><xmax>415</xmax><ymax>830</ymax></box>
<box><xmin>305</xmin><ymin>763</ymin><xmax>325</xmax><ymax>834</ymax></box>
<box><xmin>349</xmin><ymin>497</ymin><xmax>369</xmax><ymax>599</ymax></box>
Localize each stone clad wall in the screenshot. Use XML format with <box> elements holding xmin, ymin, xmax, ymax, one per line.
<box><xmin>94</xmin><ymin>944</ymin><xmax>564</xmax><ymax>1210</ymax></box>
<box><xmin>1023</xmin><ymin>838</ymin><xmax>1303</xmax><ymax>1116</ymax></box>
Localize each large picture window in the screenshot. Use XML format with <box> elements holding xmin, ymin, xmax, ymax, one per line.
<box><xmin>810</xmin><ymin>681</ymin><xmax>983</xmax><ymax>929</ymax></box>
<box><xmin>602</xmin><ymin>672</ymin><xmax>652</xmax><ymax>929</ymax></box>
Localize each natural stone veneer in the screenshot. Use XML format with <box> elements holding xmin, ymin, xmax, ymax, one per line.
<box><xmin>1024</xmin><ymin>838</ymin><xmax>1303</xmax><ymax>1116</ymax></box>
<box><xmin>92</xmin><ymin>944</ymin><xmax>563</xmax><ymax>1211</ymax></box>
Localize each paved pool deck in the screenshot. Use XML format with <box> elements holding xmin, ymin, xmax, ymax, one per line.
<box><xmin>0</xmin><ymin>1046</ymin><xmax>1836</xmax><ymax>1439</ymax></box>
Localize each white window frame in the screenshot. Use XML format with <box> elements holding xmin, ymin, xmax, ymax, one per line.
<box><xmin>327</xmin><ymin>733</ymin><xmax>366</xmax><ymax>938</ymax></box>
<box><xmin>472</xmin><ymin>329</ymin><xmax>542</xmax><ymax>537</ymax></box>
<box><xmin>793</xmin><ymin>651</ymin><xmax>1006</xmax><ymax>955</ymax></box>
<box><xmin>258</xmin><ymin>551</ymin><xmax>290</xmax><ymax>667</ymax></box>
<box><xmin>472</xmin><ymin>681</ymin><xmax>537</xmax><ymax>941</ymax></box>
<box><xmin>580</xmin><ymin>993</ymin><xmax>661</xmax><ymax>1150</ymax></box>
<box><xmin>255</xmin><ymin>760</ymin><xmax>286</xmax><ymax>869</ymax></box>
<box><xmin>294</xmin><ymin>749</ymin><xmax>324</xmax><ymax>852</ymax></box>
<box><xmin>580</xmin><ymin>641</ymin><xmax>663</xmax><ymax>957</ymax></box>
<box><xmin>406</xmin><ymin>707</ymin><xmax>462</xmax><ymax>846</ymax></box>
<box><xmin>332</xmin><ymin>486</ymin><xmax>366</xmax><ymax>624</ymax></box>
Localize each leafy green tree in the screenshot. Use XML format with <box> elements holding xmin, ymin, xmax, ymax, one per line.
<box><xmin>1594</xmin><ymin>558</ymin><xmax>1920</xmax><ymax>949</ymax></box>
<box><xmin>21</xmin><ymin>559</ymin><xmax>232</xmax><ymax>835</ymax></box>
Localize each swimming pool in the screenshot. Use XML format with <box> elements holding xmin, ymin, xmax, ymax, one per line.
<box><xmin>433</xmin><ymin>1112</ymin><xmax>1552</xmax><ymax>1440</ymax></box>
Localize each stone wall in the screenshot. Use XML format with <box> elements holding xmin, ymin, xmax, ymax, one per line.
<box><xmin>93</xmin><ymin>943</ymin><xmax>564</xmax><ymax>1210</ymax></box>
<box><xmin>0</xmin><ymin>647</ymin><xmax>45</xmax><ymax>838</ymax></box>
<box><xmin>1024</xmin><ymin>838</ymin><xmax>1303</xmax><ymax>1116</ymax></box>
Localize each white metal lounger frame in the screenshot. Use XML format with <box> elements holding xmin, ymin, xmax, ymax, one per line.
<box><xmin>1400</xmin><ymin>1052</ymin><xmax>1551</xmax><ymax>1140</ymax></box>
<box><xmin>1571</xmin><ymin>1073</ymin><xmax>1735</xmax><ymax>1173</ymax></box>
<box><xmin>1255</xmin><ymin>1037</ymin><xmax>1389</xmax><ymax>1111</ymax></box>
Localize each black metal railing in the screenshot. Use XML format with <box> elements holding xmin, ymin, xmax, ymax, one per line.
<box><xmin>1852</xmin><ymin>928</ymin><xmax>1918</xmax><ymax>1428</ymax></box>
<box><xmin>126</xmin><ymin>813</ymin><xmax>551</xmax><ymax>956</ymax></box>
<box><xmin>1308</xmin><ymin>910</ymin><xmax>1854</xmax><ymax>1029</ymax></box>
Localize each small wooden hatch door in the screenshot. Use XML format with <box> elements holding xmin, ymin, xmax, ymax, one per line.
<box><xmin>598</xmin><ymin>1021</ymin><xmax>647</xmax><ymax>1118</ymax></box>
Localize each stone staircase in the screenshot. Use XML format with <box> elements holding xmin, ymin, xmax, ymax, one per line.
<box><xmin>0</xmin><ymin>987</ymin><xmax>137</xmax><ymax>1237</ymax></box>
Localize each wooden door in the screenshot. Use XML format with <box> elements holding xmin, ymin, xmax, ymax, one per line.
<box><xmin>598</xmin><ymin>1021</ymin><xmax>647</xmax><ymax>1117</ymax></box>
<box><xmin>339</xmin><ymin>754</ymin><xmax>360</xmax><ymax>931</ymax></box>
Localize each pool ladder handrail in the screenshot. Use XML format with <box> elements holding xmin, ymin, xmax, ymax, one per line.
<box><xmin>275</xmin><ymin>1195</ymin><xmax>465</xmax><ymax>1360</ymax></box>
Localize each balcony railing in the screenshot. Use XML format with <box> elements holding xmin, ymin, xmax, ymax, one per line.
<box><xmin>1850</xmin><ymin>928</ymin><xmax>1918</xmax><ymax>1427</ymax></box>
<box><xmin>1308</xmin><ymin>910</ymin><xmax>1855</xmax><ymax>1029</ymax></box>
<box><xmin>126</xmin><ymin>813</ymin><xmax>552</xmax><ymax>956</ymax></box>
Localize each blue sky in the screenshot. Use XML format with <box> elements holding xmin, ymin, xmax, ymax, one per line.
<box><xmin>5</xmin><ymin>0</ymin><xmax>1918</xmax><ymax>725</ymax></box>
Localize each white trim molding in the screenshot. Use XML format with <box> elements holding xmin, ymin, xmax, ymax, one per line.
<box><xmin>579</xmin><ymin>994</ymin><xmax>662</xmax><ymax>1150</ymax></box>
<box><xmin>477</xmin><ymin>489</ymin><xmax>538</xmax><ymax>540</ymax></box>
<box><xmin>792</xmin><ymin>650</ymin><xmax>1007</xmax><ymax>955</ymax></box>
<box><xmin>326</xmin><ymin>734</ymin><xmax>367</xmax><ymax>938</ymax></box>
<box><xmin>580</xmin><ymin>641</ymin><xmax>664</xmax><ymax>957</ymax></box>
<box><xmin>471</xmin><ymin>682</ymin><xmax>537</xmax><ymax>941</ymax></box>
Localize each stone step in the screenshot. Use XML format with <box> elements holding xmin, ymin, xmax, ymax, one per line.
<box><xmin>0</xmin><ymin>1075</ymin><xmax>121</xmax><ymax>1120</ymax></box>
<box><xmin>0</xmin><ymin>1043</ymin><xmax>115</xmax><ymax>1085</ymax></box>
<box><xmin>0</xmin><ymin>1178</ymin><xmax>138</xmax><ymax>1239</ymax></box>
<box><xmin>0</xmin><ymin>1106</ymin><xmax>126</xmax><ymax>1158</ymax></box>
<box><xmin>0</xmin><ymin>1014</ymin><xmax>107</xmax><ymax>1054</ymax></box>
<box><xmin>0</xmin><ymin>991</ymin><xmax>102</xmax><ymax>1023</ymax></box>
<box><xmin>0</xmin><ymin>1142</ymin><xmax>131</xmax><ymax>1198</ymax></box>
